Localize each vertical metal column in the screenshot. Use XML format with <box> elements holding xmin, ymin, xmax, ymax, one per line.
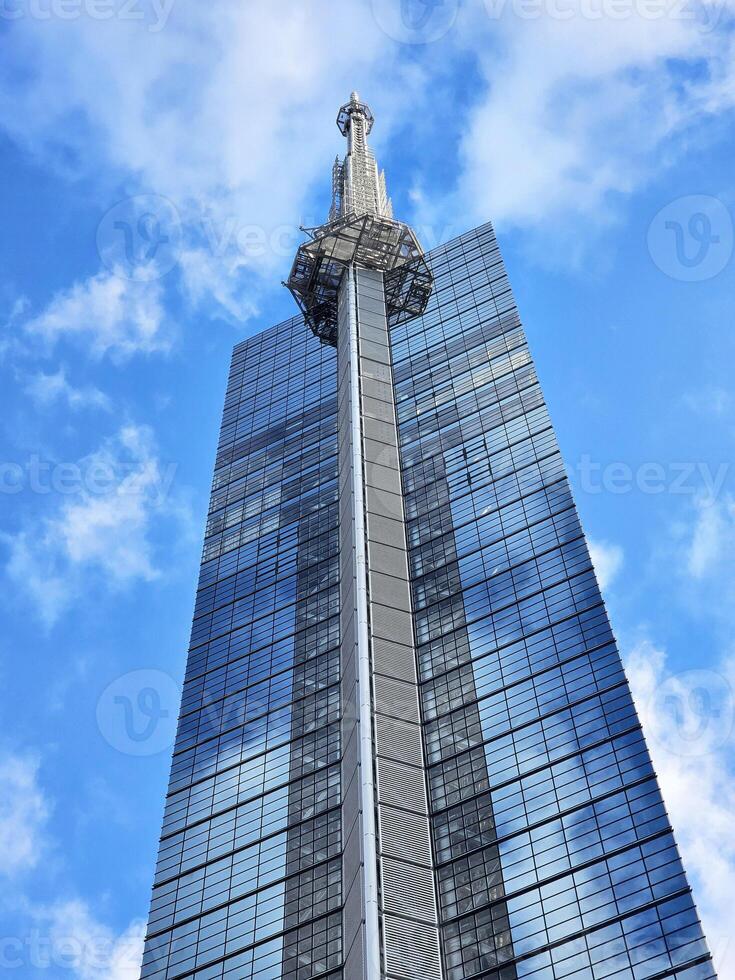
<box><xmin>339</xmin><ymin>264</ymin><xmax>443</xmax><ymax>980</ymax></box>
<box><xmin>339</xmin><ymin>267</ymin><xmax>382</xmax><ymax>980</ymax></box>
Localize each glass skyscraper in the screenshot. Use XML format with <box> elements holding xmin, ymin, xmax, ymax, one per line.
<box><xmin>139</xmin><ymin>95</ymin><xmax>716</xmax><ymax>980</ymax></box>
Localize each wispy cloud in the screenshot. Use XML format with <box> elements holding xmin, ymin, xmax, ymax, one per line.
<box><xmin>453</xmin><ymin>6</ymin><xmax>735</xmax><ymax>237</ymax></box>
<box><xmin>1</xmin><ymin>423</ymin><xmax>186</xmax><ymax>626</ymax></box>
<box><xmin>0</xmin><ymin>750</ymin><xmax>144</xmax><ymax>978</ymax></box>
<box><xmin>684</xmin><ymin>386</ymin><xmax>734</xmax><ymax>418</ymax></box>
<box><xmin>36</xmin><ymin>900</ymin><xmax>145</xmax><ymax>980</ymax></box>
<box><xmin>685</xmin><ymin>493</ymin><xmax>735</xmax><ymax>580</ymax></box>
<box><xmin>5</xmin><ymin>295</ymin><xmax>30</xmax><ymax>326</ymax></box>
<box><xmin>0</xmin><ymin>752</ymin><xmax>50</xmax><ymax>877</ymax></box>
<box><xmin>22</xmin><ymin>267</ymin><xmax>169</xmax><ymax>360</ymax></box>
<box><xmin>588</xmin><ymin>537</ymin><xmax>624</xmax><ymax>591</ymax></box>
<box><xmin>626</xmin><ymin>640</ymin><xmax>735</xmax><ymax>978</ymax></box>
<box><xmin>23</xmin><ymin>367</ymin><xmax>112</xmax><ymax>412</ymax></box>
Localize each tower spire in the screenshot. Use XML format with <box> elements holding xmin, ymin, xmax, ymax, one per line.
<box><xmin>330</xmin><ymin>92</ymin><xmax>392</xmax><ymax>221</ymax></box>
<box><xmin>287</xmin><ymin>93</ymin><xmax>432</xmax><ymax>347</ymax></box>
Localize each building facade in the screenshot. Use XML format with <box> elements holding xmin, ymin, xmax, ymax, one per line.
<box><xmin>139</xmin><ymin>96</ymin><xmax>716</xmax><ymax>980</ymax></box>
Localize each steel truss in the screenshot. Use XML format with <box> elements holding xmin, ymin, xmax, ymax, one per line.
<box><xmin>286</xmin><ymin>212</ymin><xmax>433</xmax><ymax>346</ymax></box>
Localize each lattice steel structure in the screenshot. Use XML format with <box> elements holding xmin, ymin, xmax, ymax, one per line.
<box><xmin>332</xmin><ymin>92</ymin><xmax>391</xmax><ymax>221</ymax></box>
<box><xmin>287</xmin><ymin>212</ymin><xmax>432</xmax><ymax>346</ymax></box>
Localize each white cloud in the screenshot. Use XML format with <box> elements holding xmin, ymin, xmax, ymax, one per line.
<box><xmin>24</xmin><ymin>367</ymin><xmax>112</xmax><ymax>411</ymax></box>
<box><xmin>177</xmin><ymin>244</ymin><xmax>260</xmax><ymax>324</ymax></box>
<box><xmin>22</xmin><ymin>267</ymin><xmax>168</xmax><ymax>360</ymax></box>
<box><xmin>588</xmin><ymin>537</ymin><xmax>624</xmax><ymax>591</ymax></box>
<box><xmin>453</xmin><ymin>5</ymin><xmax>735</xmax><ymax>235</ymax></box>
<box><xmin>626</xmin><ymin>640</ymin><xmax>735</xmax><ymax>979</ymax></box>
<box><xmin>685</xmin><ymin>493</ymin><xmax>735</xmax><ymax>579</ymax></box>
<box><xmin>0</xmin><ymin>753</ymin><xmax>144</xmax><ymax>979</ymax></box>
<box><xmin>684</xmin><ymin>386</ymin><xmax>734</xmax><ymax>418</ymax></box>
<box><xmin>1</xmin><ymin>423</ymin><xmax>185</xmax><ymax>626</ymax></box>
<box><xmin>0</xmin><ymin>752</ymin><xmax>50</xmax><ymax>876</ymax></box>
<box><xmin>39</xmin><ymin>901</ymin><xmax>145</xmax><ymax>980</ymax></box>
<box><xmin>6</xmin><ymin>296</ymin><xmax>30</xmax><ymax>324</ymax></box>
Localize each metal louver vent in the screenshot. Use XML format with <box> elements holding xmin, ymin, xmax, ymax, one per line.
<box><xmin>370</xmin><ymin>601</ymin><xmax>414</xmax><ymax>646</ymax></box>
<box><xmin>379</xmin><ymin>807</ymin><xmax>433</xmax><ymax>866</ymax></box>
<box><xmin>377</xmin><ymin>758</ymin><xmax>426</xmax><ymax>810</ymax></box>
<box><xmin>372</xmin><ymin>639</ymin><xmax>416</xmax><ymax>682</ymax></box>
<box><xmin>375</xmin><ymin>715</ymin><xmax>423</xmax><ymax>765</ymax></box>
<box><xmin>383</xmin><ymin>915</ymin><xmax>443</xmax><ymax>980</ymax></box>
<box><xmin>374</xmin><ymin>674</ymin><xmax>420</xmax><ymax>723</ymax></box>
<box><xmin>381</xmin><ymin>858</ymin><xmax>438</xmax><ymax>921</ymax></box>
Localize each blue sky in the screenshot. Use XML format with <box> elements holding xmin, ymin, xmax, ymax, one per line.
<box><xmin>0</xmin><ymin>1</ymin><xmax>734</xmax><ymax>977</ymax></box>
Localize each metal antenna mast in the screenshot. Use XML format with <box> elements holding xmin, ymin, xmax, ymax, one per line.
<box><xmin>330</xmin><ymin>91</ymin><xmax>393</xmax><ymax>221</ymax></box>
<box><xmin>286</xmin><ymin>93</ymin><xmax>432</xmax><ymax>347</ymax></box>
